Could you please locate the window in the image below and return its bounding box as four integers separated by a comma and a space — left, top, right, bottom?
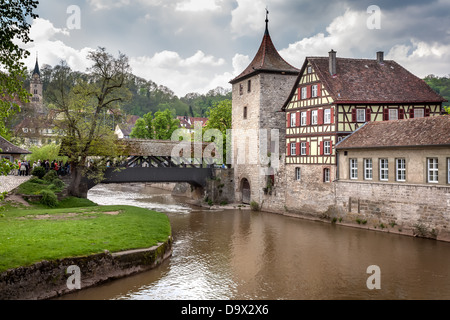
307, 66, 312, 74
295, 167, 301, 181
364, 159, 373, 180
324, 109, 331, 124
290, 143, 297, 156
380, 159, 389, 181
389, 109, 398, 120
301, 112, 307, 126
428, 158, 439, 183
300, 142, 307, 155
247, 80, 252, 93
414, 109, 424, 118
324, 141, 331, 155
350, 159, 358, 180
356, 109, 366, 122
311, 110, 318, 125
291, 113, 297, 127
324, 168, 330, 183
396, 158, 406, 182
301, 87, 307, 100
239, 83, 243, 95
243, 106, 248, 119
312, 85, 318, 98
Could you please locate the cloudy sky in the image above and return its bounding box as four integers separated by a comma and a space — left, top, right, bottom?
22, 0, 450, 97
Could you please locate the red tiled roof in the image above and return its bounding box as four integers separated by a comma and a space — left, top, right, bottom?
282, 56, 446, 110
336, 115, 450, 149
230, 26, 299, 84
311, 57, 445, 103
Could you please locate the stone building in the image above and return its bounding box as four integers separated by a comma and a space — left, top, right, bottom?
0, 135, 31, 163
230, 13, 299, 204
278, 50, 446, 215
29, 58, 44, 115
335, 115, 450, 240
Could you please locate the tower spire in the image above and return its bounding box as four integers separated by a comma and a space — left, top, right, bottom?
265, 7, 269, 35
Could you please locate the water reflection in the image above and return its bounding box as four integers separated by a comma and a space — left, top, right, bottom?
60, 183, 450, 300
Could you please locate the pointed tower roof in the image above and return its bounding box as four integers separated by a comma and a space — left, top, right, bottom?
230, 10, 299, 84
32, 57, 41, 77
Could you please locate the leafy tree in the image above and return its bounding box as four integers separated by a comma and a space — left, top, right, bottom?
0, 0, 39, 139
153, 109, 180, 140
131, 109, 180, 140
130, 112, 154, 139
204, 99, 232, 165
423, 75, 450, 112
48, 48, 132, 198
26, 143, 68, 164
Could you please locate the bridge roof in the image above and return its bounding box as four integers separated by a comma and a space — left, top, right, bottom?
121, 139, 215, 157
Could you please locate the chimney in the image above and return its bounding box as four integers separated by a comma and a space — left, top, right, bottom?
329, 50, 337, 75
377, 51, 384, 63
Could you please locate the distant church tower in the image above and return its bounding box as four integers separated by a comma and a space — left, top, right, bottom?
30, 57, 44, 114
230, 11, 299, 204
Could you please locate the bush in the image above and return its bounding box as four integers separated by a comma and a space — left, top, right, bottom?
51, 178, 65, 189
39, 190, 59, 208
43, 170, 58, 182
31, 166, 46, 179
250, 201, 260, 211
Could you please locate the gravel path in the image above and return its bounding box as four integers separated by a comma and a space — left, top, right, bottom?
0, 176, 32, 194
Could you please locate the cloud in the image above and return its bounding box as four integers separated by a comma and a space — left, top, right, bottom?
175, 0, 222, 12
387, 40, 450, 77
130, 50, 228, 96
231, 0, 267, 37
22, 18, 94, 73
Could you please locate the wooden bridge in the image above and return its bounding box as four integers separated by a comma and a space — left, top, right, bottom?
86, 139, 220, 189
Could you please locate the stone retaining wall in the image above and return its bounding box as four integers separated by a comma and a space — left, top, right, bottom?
0, 237, 172, 300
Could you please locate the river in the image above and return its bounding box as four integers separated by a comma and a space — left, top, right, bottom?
59, 183, 450, 300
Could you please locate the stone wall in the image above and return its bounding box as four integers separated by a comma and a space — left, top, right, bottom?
205, 168, 235, 204
335, 181, 450, 240
0, 237, 172, 300
231, 72, 297, 205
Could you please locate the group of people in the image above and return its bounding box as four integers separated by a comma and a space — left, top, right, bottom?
16, 159, 71, 177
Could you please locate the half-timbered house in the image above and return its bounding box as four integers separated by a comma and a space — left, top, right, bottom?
280, 50, 446, 215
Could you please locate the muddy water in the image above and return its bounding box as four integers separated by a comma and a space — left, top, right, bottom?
59, 183, 450, 300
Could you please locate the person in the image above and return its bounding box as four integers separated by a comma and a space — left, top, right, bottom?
20, 161, 26, 176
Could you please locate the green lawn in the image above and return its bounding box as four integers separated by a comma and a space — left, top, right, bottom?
0, 203, 171, 272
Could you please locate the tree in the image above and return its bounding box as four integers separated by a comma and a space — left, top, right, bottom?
49, 48, 132, 198
131, 109, 180, 140
0, 0, 39, 139
204, 99, 232, 166
130, 112, 154, 139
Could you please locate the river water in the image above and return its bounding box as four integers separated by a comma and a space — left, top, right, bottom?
60, 183, 450, 300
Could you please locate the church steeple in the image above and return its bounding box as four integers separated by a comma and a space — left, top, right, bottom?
230, 11, 298, 84
32, 56, 41, 78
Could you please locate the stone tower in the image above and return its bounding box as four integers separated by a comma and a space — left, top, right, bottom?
230, 12, 299, 204
30, 57, 44, 114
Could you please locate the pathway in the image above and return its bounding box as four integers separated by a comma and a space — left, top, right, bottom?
0, 176, 32, 194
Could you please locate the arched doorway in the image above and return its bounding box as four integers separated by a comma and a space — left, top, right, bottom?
241, 178, 251, 204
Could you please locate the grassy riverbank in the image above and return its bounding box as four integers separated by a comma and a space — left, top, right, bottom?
0, 197, 171, 273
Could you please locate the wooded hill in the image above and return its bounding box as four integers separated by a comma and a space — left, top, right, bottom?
26, 64, 231, 120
